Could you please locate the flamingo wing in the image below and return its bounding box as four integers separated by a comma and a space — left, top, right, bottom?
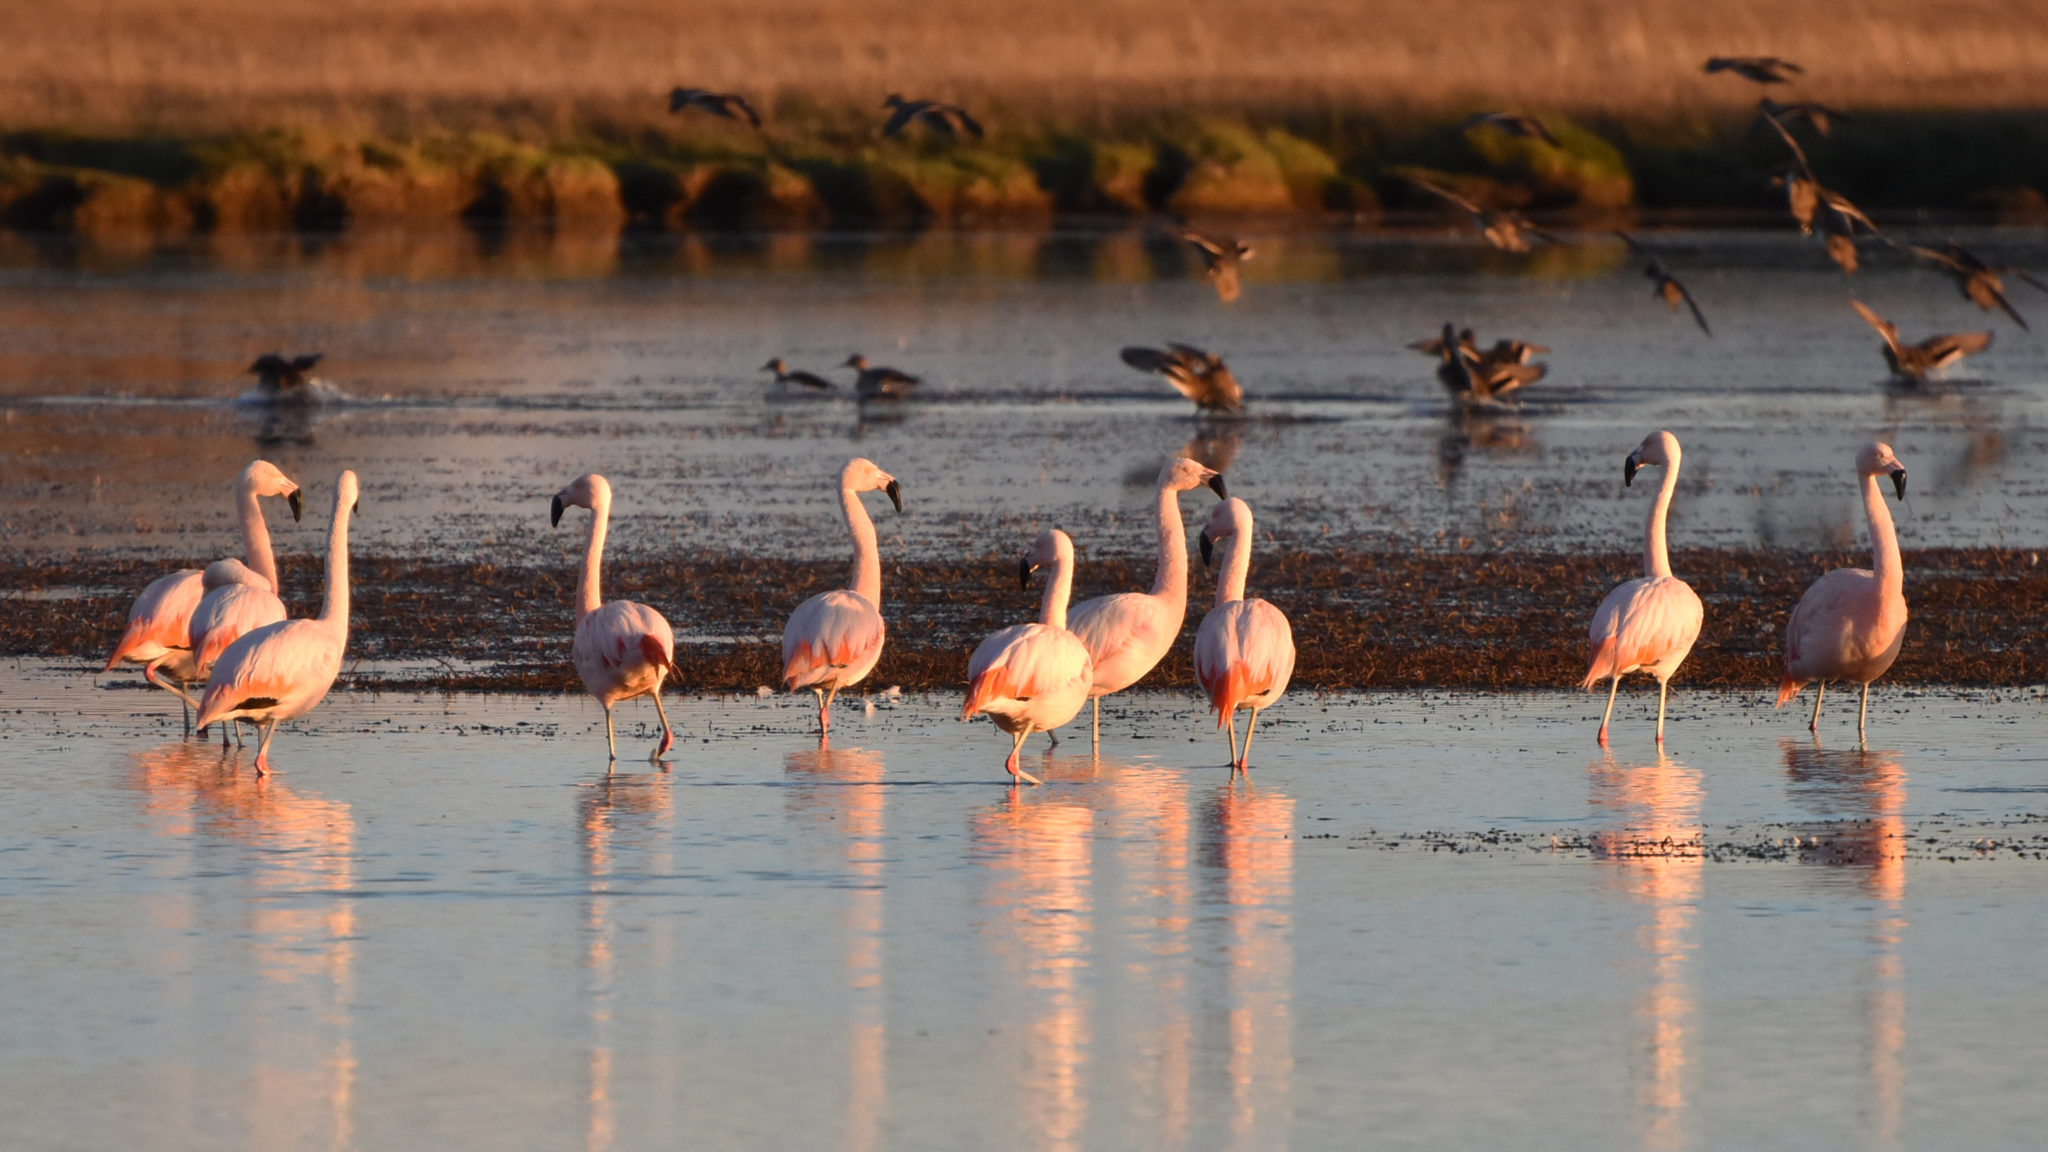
1582, 576, 1704, 689
190, 583, 288, 675
195, 619, 341, 727
1782, 567, 1891, 692
1066, 592, 1178, 695
575, 600, 679, 698
1194, 599, 1296, 725
962, 624, 1093, 719
105, 569, 205, 669
782, 590, 884, 690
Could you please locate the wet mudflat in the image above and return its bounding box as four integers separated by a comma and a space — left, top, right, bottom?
3, 660, 2046, 1149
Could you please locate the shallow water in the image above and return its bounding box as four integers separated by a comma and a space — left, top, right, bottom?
4, 227, 2047, 564
5, 660, 2047, 1149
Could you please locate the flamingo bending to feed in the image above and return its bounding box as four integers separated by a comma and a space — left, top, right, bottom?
1065, 457, 1226, 749
962, 529, 1095, 786
1581, 431, 1706, 745
782, 458, 903, 735
105, 459, 304, 732
552, 473, 683, 762
1192, 498, 1295, 773
194, 470, 357, 775
1777, 443, 1910, 739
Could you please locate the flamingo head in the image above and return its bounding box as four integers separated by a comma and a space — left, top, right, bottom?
242, 459, 304, 521
1858, 442, 1907, 499
841, 458, 902, 512
551, 473, 611, 526
334, 469, 359, 517
1624, 430, 1682, 488
1159, 456, 1226, 498
1198, 497, 1253, 567
1019, 528, 1073, 590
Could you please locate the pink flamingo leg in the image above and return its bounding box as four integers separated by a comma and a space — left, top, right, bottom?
1810, 681, 1826, 733
1239, 707, 1261, 772
1005, 728, 1043, 786
652, 691, 674, 760
1598, 675, 1620, 746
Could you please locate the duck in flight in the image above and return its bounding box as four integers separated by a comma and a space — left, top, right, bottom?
1119, 344, 1244, 413
1850, 300, 1992, 384
881, 95, 984, 140
1616, 233, 1712, 335
1460, 111, 1560, 148
1906, 242, 2046, 330
1704, 56, 1804, 84
1405, 176, 1554, 253
1174, 224, 1254, 303
668, 88, 762, 128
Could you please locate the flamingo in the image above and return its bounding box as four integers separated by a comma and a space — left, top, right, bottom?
104, 459, 303, 732
782, 458, 903, 736
551, 474, 683, 763
189, 463, 305, 744
1192, 498, 1295, 773
1582, 431, 1706, 746
194, 470, 357, 775
1065, 457, 1226, 749
962, 529, 1095, 786
1777, 443, 1910, 740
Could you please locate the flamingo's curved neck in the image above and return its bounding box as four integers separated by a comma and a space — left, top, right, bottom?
1643, 452, 1680, 579
318, 493, 351, 630
1147, 484, 1190, 611
577, 493, 610, 621
1216, 535, 1252, 605
843, 486, 882, 608
1862, 473, 1903, 594
237, 480, 278, 592
1040, 550, 1074, 631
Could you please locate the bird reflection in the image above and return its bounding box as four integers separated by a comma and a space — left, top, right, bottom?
1588, 751, 1702, 1151
972, 789, 1097, 1152
1781, 739, 1907, 1150
128, 742, 357, 1150
1436, 409, 1537, 487
1199, 781, 1294, 1149
1102, 762, 1194, 1145
784, 746, 889, 1152
578, 768, 675, 1152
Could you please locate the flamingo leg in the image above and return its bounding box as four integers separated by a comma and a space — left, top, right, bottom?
1598, 675, 1621, 746
604, 704, 617, 762
180, 696, 192, 737
1091, 697, 1101, 752
823, 686, 839, 734
253, 720, 279, 776
1858, 682, 1870, 743
1810, 681, 1826, 733
651, 690, 675, 761
1225, 709, 1241, 767
1005, 728, 1042, 786
1239, 707, 1261, 773
145, 662, 201, 710
1045, 728, 1059, 749
1655, 680, 1669, 744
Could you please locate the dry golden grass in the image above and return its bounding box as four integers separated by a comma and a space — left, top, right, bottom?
1, 0, 2043, 136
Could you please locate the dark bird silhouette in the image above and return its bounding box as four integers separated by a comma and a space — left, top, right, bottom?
1850, 301, 1992, 383
842, 355, 921, 399
1906, 242, 2046, 330
667, 87, 762, 128
247, 353, 324, 398
1405, 176, 1555, 253
1758, 97, 1848, 136
1460, 111, 1561, 147
1119, 344, 1244, 413
1704, 56, 1805, 84
1616, 233, 1712, 335
1410, 325, 1547, 406
1173, 224, 1255, 302
880, 94, 984, 140
761, 358, 835, 390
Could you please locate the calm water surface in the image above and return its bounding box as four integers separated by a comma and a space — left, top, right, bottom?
3, 662, 2046, 1149
4, 227, 2047, 563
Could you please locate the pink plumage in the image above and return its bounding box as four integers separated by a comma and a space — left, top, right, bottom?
780, 458, 902, 738
962, 529, 1094, 785
1191, 498, 1294, 772
1582, 431, 1704, 746
552, 473, 681, 762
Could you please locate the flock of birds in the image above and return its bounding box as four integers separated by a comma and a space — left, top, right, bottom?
105, 429, 1907, 779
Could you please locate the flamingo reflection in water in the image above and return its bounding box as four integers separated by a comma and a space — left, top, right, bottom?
1199, 782, 1295, 1146
577, 767, 676, 1152
1589, 751, 1703, 1150
1101, 763, 1195, 1146
128, 742, 357, 1149
1781, 739, 1908, 1150
784, 746, 889, 1152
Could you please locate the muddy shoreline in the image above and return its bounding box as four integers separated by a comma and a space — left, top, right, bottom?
9, 547, 2043, 694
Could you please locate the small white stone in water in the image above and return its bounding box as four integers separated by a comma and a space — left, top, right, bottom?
756, 685, 773, 698
884, 685, 903, 700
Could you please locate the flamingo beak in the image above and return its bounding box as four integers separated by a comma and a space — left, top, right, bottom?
885, 479, 903, 513
287, 489, 303, 522
1890, 467, 1907, 500
1018, 557, 1033, 590
1199, 530, 1214, 567
1624, 451, 1641, 488
1207, 473, 1228, 499
550, 495, 565, 527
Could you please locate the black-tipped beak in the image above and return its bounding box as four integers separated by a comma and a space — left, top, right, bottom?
287, 489, 303, 522
1018, 557, 1033, 590
352, 499, 359, 515
885, 479, 902, 513
1890, 468, 1907, 500
550, 495, 565, 527
1207, 473, 1227, 499
1199, 530, 1214, 567
1624, 452, 1641, 488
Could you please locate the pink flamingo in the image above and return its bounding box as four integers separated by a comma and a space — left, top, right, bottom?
963, 529, 1095, 786
1777, 442, 1910, 740
781, 458, 902, 736
105, 460, 303, 732
1065, 457, 1226, 749
1192, 498, 1295, 773
189, 464, 306, 745
194, 470, 356, 775
1582, 431, 1706, 746
551, 473, 683, 762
